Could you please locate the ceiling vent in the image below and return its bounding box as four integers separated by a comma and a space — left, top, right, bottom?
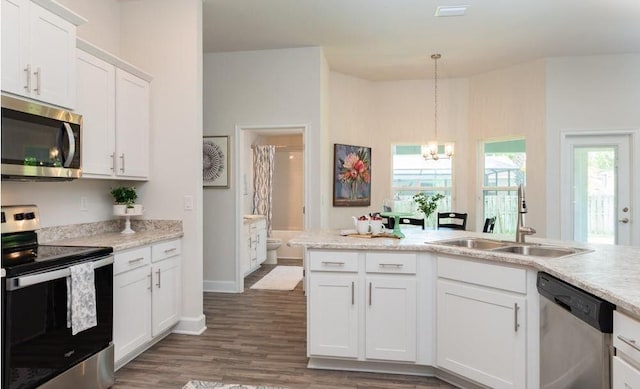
434, 6, 468, 17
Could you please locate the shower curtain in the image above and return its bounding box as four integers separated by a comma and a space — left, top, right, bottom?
252, 145, 276, 236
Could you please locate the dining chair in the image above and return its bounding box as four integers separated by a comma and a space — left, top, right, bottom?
437, 212, 468, 230
483, 217, 497, 233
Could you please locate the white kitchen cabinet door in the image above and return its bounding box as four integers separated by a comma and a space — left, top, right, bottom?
613, 355, 640, 389
365, 276, 417, 362
115, 68, 149, 179
151, 255, 182, 336
28, 2, 76, 108
309, 274, 359, 358
113, 265, 152, 363
1, 0, 29, 97
76, 49, 116, 177
2, 0, 76, 108
437, 279, 526, 389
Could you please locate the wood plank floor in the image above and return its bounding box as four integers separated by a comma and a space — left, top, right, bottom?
114, 260, 455, 389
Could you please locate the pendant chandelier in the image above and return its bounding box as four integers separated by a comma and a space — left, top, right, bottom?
422, 53, 454, 161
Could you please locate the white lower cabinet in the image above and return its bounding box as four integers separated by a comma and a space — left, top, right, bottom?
309, 274, 359, 358
113, 247, 152, 362
613, 311, 640, 388
436, 255, 528, 389
113, 239, 182, 367
307, 250, 418, 363
243, 218, 266, 276
365, 276, 417, 361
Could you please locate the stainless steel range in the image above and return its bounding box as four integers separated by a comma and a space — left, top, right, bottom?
1, 205, 115, 389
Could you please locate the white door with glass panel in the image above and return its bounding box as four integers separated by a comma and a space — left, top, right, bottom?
562, 134, 631, 245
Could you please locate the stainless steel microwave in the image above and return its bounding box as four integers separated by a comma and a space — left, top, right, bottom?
1, 95, 82, 180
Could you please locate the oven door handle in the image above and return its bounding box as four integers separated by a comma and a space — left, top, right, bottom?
6, 256, 114, 291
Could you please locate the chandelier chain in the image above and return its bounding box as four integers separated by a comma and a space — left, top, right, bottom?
433, 54, 439, 139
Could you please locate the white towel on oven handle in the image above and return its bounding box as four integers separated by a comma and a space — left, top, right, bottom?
66, 261, 97, 335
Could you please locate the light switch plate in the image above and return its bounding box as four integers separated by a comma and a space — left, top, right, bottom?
184, 195, 194, 211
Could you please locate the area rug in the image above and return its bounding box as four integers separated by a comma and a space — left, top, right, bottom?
250, 265, 303, 291
183, 381, 287, 389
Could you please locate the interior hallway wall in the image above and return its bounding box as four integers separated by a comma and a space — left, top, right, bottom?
203, 47, 326, 292
119, 0, 205, 333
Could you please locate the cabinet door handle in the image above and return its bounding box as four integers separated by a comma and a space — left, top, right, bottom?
110, 153, 116, 171
24, 65, 31, 91
514, 303, 520, 332
164, 248, 177, 254
33, 67, 41, 95
321, 261, 344, 266
618, 335, 640, 352
147, 273, 152, 291
119, 154, 125, 173
379, 263, 403, 268
128, 257, 145, 264
369, 282, 372, 306
351, 281, 354, 305
156, 269, 161, 288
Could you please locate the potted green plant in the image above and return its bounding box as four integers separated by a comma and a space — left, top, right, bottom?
111, 186, 142, 216
413, 192, 444, 221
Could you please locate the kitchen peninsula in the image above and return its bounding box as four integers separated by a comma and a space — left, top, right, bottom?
289, 229, 640, 389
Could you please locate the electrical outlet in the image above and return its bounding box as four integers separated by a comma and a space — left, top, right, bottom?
184, 195, 194, 211
80, 196, 88, 211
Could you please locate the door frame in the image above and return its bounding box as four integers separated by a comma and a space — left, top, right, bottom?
560, 129, 640, 245
234, 124, 309, 292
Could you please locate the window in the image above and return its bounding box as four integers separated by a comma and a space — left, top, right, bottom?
482, 139, 526, 234
391, 144, 452, 227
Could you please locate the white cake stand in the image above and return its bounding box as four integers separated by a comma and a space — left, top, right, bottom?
113, 205, 143, 234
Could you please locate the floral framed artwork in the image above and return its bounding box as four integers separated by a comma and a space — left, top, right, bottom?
203, 136, 229, 188
333, 143, 371, 206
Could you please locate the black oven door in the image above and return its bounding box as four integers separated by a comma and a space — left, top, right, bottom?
2, 258, 113, 389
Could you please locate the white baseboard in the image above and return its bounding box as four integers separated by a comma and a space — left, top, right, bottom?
203, 279, 238, 293
173, 314, 207, 335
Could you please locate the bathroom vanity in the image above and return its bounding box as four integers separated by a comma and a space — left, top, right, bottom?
243, 215, 267, 276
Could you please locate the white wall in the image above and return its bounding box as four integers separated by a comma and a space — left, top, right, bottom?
118, 0, 204, 333
468, 60, 547, 234
203, 48, 325, 290
545, 54, 640, 241
328, 72, 470, 229
57, 0, 122, 55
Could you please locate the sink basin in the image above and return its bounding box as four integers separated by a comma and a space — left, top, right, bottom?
431, 238, 512, 250
490, 245, 583, 258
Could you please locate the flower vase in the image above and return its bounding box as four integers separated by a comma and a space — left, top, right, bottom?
350, 181, 358, 200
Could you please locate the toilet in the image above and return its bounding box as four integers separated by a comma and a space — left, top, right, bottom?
265, 238, 282, 264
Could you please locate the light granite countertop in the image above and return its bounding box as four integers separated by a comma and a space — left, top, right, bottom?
289, 229, 640, 318
40, 219, 183, 252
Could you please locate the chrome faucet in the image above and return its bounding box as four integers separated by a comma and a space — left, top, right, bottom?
516, 184, 536, 243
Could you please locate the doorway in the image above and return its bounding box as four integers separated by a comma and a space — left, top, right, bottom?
561, 132, 635, 245
235, 124, 308, 292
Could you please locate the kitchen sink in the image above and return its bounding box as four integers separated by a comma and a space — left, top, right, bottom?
430, 237, 589, 259
490, 245, 585, 258
430, 238, 512, 250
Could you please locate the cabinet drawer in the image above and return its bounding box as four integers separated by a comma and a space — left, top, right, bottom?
614, 311, 640, 365
613, 355, 640, 388
309, 250, 358, 272
114, 246, 151, 275
437, 255, 526, 294
152, 239, 181, 263
366, 252, 416, 274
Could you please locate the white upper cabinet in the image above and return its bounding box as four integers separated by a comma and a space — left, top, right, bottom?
115, 69, 150, 179
1, 0, 84, 109
76, 41, 152, 180
76, 49, 116, 177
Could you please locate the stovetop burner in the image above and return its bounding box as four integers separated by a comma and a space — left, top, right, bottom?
2, 245, 113, 277
1, 205, 113, 277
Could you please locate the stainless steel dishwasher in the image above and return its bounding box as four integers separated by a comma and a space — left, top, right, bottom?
538, 272, 615, 389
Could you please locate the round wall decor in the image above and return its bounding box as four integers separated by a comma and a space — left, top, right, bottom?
203, 140, 225, 181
